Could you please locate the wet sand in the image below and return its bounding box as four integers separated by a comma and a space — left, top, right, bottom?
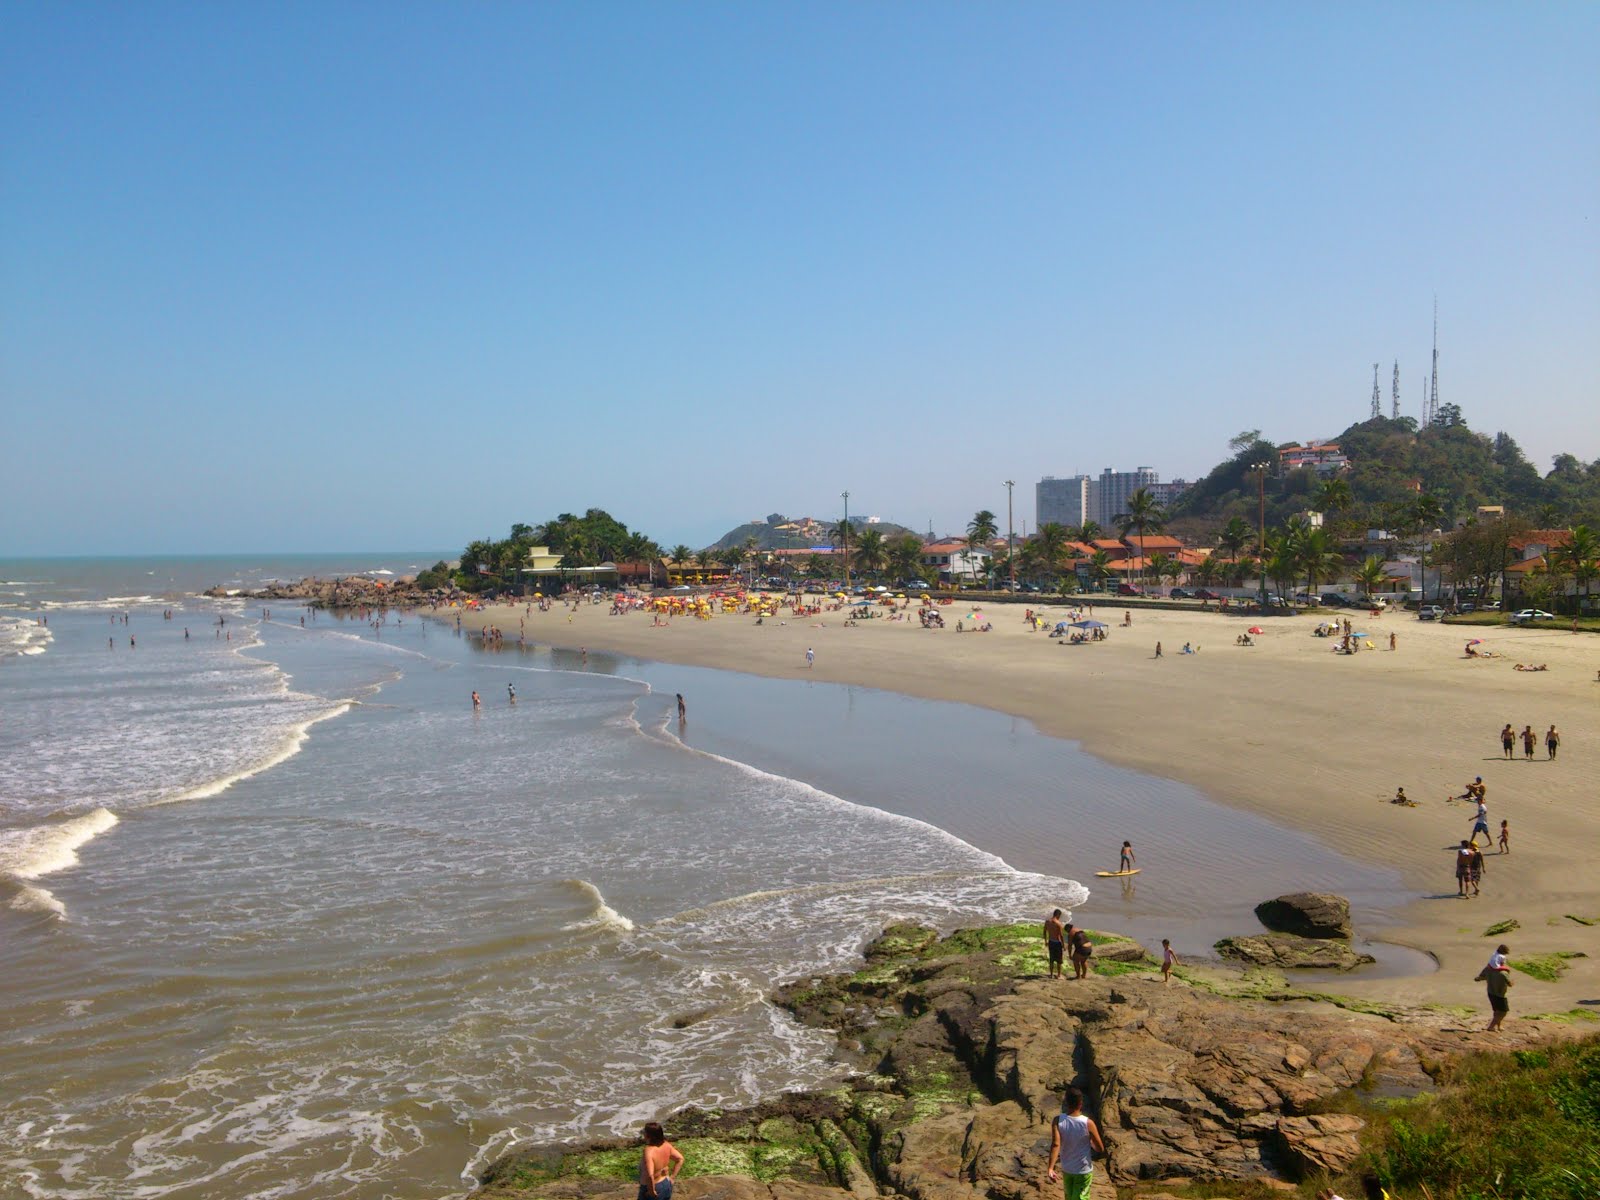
450, 594, 1600, 1014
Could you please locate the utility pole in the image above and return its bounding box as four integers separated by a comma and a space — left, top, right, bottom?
1004, 480, 1016, 593
841, 490, 851, 589
1253, 460, 1271, 609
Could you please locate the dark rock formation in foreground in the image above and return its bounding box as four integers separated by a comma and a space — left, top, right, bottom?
478, 921, 1558, 1200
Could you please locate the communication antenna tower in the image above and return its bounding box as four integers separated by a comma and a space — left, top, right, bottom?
1370, 363, 1382, 420
1391, 361, 1400, 419
1428, 298, 1439, 425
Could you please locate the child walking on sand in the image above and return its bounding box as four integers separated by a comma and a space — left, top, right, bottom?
1161, 939, 1180, 984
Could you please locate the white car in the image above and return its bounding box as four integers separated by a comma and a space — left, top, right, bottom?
1510, 609, 1557, 625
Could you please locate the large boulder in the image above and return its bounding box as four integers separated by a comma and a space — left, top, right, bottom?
1273, 1114, 1367, 1178
1254, 893, 1352, 940
1214, 934, 1374, 972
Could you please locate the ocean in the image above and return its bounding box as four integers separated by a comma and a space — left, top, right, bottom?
0, 556, 1407, 1200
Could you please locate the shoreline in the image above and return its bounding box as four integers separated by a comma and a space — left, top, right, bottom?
442, 593, 1599, 1012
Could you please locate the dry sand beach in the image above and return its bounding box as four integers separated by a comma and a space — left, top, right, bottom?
451, 593, 1598, 1015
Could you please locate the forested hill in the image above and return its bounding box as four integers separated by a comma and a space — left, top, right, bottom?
711, 515, 920, 551
1167, 415, 1600, 536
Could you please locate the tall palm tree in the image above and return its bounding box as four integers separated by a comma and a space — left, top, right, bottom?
887, 534, 925, 583
1218, 516, 1253, 565
852, 526, 887, 579
966, 510, 998, 587
1296, 526, 1344, 601
1114, 490, 1167, 583
1088, 549, 1113, 592
1552, 525, 1598, 616
1035, 523, 1070, 589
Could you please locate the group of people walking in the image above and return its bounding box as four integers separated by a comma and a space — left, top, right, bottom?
1498, 722, 1559, 760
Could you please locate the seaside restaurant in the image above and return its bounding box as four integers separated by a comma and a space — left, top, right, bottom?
516, 545, 624, 595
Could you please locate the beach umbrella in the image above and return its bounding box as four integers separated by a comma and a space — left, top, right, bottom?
1247, 625, 1263, 635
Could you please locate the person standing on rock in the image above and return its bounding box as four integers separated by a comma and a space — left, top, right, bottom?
637, 1122, 683, 1200
1044, 909, 1066, 979
1045, 1085, 1104, 1200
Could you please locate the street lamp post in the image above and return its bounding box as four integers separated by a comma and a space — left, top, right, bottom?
841, 490, 851, 590
1253, 461, 1271, 609
1005, 480, 1016, 593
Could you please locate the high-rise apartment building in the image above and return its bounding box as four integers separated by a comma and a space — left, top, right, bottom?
1036, 475, 1092, 530
1092, 467, 1159, 527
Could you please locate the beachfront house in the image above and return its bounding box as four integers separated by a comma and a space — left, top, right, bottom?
921, 539, 992, 585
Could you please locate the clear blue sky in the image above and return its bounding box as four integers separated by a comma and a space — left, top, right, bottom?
3, 4, 1596, 554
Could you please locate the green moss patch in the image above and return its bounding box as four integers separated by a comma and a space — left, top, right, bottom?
1513, 952, 1588, 982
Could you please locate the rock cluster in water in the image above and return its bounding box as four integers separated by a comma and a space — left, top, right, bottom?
478, 918, 1559, 1199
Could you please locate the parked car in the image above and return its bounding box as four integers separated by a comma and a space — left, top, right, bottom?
1510, 609, 1557, 625
1417, 604, 1445, 621
1116, 583, 1144, 596
1169, 588, 1190, 599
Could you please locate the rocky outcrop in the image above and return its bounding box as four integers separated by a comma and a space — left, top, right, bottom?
1214, 933, 1376, 971
1254, 893, 1353, 940
479, 921, 1562, 1199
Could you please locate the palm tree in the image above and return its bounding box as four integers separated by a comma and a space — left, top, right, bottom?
1147, 552, 1179, 590
1356, 556, 1387, 600
1296, 526, 1344, 601
852, 526, 887, 580
1218, 516, 1253, 566
1114, 489, 1167, 583
1552, 525, 1598, 616
887, 534, 925, 584
966, 510, 998, 587
1034, 523, 1070, 590
1088, 549, 1113, 592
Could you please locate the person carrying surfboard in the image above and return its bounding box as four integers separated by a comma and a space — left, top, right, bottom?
1119, 841, 1135, 873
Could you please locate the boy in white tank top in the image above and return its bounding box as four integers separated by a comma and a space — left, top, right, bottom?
1045, 1085, 1105, 1200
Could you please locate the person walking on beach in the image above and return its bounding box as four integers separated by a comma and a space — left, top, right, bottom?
805, 647, 814, 669
1500, 724, 1515, 759
1045, 1085, 1104, 1200
1161, 939, 1180, 985
1477, 944, 1514, 1032
1521, 724, 1536, 761
1119, 841, 1136, 873
1469, 798, 1491, 846
637, 1122, 683, 1200
1546, 724, 1560, 760
1044, 909, 1066, 979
